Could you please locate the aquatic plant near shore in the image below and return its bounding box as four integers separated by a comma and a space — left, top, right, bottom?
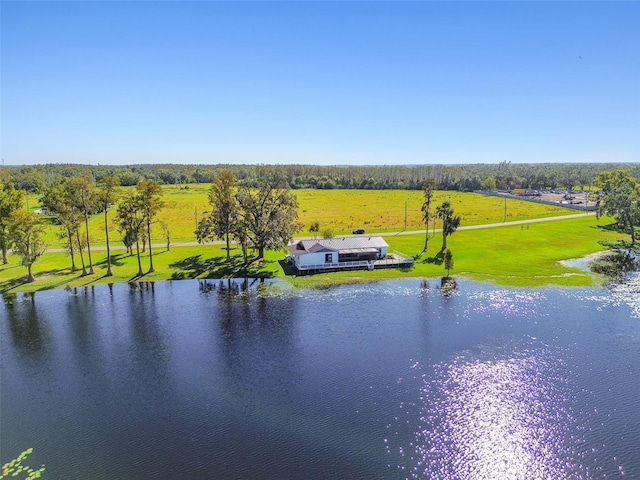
1, 448, 45, 479
589, 249, 639, 279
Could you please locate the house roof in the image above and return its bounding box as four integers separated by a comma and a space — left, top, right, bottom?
287, 236, 388, 256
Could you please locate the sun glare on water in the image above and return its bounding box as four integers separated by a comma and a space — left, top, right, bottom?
388, 344, 586, 480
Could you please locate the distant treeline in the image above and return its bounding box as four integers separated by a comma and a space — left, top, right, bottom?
3, 162, 639, 192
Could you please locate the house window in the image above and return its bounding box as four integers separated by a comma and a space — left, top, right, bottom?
325, 253, 332, 263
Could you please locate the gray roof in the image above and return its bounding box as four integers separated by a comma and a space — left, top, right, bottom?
288, 236, 388, 256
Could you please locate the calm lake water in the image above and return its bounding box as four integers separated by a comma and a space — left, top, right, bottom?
1, 276, 639, 479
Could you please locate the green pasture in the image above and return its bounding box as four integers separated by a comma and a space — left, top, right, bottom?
295, 189, 573, 234
30, 185, 575, 249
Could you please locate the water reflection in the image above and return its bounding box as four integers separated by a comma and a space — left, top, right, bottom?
389, 341, 584, 479
609, 272, 640, 318
569, 272, 640, 318
2, 278, 639, 479
3, 292, 50, 366
212, 278, 301, 405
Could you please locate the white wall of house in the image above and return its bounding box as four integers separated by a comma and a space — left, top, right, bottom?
296, 250, 337, 267
378, 246, 388, 257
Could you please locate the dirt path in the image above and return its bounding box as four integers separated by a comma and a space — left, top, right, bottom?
387, 211, 595, 237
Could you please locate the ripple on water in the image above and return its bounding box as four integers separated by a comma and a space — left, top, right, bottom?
386, 339, 587, 480
464, 289, 549, 319
564, 272, 640, 318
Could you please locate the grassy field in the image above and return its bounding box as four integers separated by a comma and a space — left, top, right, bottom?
296, 189, 574, 234
0, 195, 628, 292
28, 185, 576, 248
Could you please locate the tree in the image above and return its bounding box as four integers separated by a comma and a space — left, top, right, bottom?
444, 248, 454, 277
235, 171, 302, 259
322, 228, 334, 239
231, 216, 250, 263
309, 221, 320, 239
420, 177, 436, 252
136, 180, 164, 273
0, 180, 25, 264
96, 177, 121, 276
481, 176, 497, 191
196, 170, 238, 262
67, 175, 97, 274
435, 200, 461, 250
44, 184, 81, 272
7, 211, 47, 282
159, 220, 171, 251
594, 169, 640, 244
116, 196, 146, 277
41, 181, 87, 274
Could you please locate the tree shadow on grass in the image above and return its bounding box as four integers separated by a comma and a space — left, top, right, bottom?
398, 264, 415, 273
0, 276, 29, 293
278, 259, 298, 277
169, 254, 275, 280
93, 252, 130, 268
597, 239, 638, 250
592, 222, 638, 237
591, 223, 638, 250
418, 250, 445, 266
0, 267, 88, 293
592, 222, 624, 233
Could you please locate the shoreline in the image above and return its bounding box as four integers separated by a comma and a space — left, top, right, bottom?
0, 213, 628, 294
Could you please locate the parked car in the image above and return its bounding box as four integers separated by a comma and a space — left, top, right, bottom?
352, 228, 365, 234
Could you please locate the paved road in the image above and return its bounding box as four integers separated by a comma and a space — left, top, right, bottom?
47, 211, 595, 253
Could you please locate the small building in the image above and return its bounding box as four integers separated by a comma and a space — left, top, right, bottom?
286, 236, 411, 274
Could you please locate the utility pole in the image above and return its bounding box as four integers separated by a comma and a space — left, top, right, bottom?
503, 196, 507, 223
404, 200, 407, 231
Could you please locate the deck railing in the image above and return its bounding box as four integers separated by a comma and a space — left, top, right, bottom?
295, 260, 370, 271
291, 251, 414, 272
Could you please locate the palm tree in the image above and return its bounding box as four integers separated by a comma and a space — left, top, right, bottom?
435, 201, 461, 251
421, 177, 436, 253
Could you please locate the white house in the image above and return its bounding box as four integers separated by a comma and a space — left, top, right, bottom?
286, 236, 389, 272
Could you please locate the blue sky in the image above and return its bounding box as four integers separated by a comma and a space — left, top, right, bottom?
1, 1, 639, 166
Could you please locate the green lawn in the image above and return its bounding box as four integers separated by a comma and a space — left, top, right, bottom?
287, 215, 628, 289
1, 210, 628, 293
